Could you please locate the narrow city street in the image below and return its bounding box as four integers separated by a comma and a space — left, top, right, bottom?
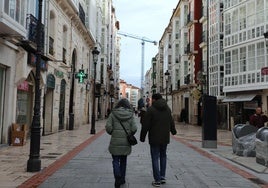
12, 117, 268, 188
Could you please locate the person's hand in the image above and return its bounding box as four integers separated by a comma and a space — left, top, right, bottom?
171, 130, 177, 135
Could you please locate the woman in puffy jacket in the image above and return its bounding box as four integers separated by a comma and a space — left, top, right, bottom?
105, 98, 137, 188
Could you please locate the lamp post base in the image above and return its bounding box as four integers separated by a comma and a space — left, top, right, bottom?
27, 158, 41, 172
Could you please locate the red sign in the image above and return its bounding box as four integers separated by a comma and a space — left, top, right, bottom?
261, 67, 268, 75
17, 81, 29, 91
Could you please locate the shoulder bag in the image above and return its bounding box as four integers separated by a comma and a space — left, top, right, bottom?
118, 120, 138, 146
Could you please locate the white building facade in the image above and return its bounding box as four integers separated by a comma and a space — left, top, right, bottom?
222, 0, 268, 128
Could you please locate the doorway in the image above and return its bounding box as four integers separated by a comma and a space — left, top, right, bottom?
59, 79, 66, 130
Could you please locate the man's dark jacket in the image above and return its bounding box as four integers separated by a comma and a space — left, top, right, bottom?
140, 98, 177, 145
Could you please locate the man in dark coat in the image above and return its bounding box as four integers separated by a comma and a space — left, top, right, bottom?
249, 107, 268, 128
140, 93, 177, 187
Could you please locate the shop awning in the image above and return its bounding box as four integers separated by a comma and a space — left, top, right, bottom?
222, 94, 256, 102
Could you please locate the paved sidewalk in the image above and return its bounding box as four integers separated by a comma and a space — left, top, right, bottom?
0, 120, 106, 188
0, 118, 268, 187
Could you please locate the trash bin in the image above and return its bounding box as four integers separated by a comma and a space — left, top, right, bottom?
232, 124, 258, 156
255, 127, 268, 166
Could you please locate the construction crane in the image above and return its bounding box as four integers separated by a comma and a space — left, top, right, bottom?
117, 31, 157, 93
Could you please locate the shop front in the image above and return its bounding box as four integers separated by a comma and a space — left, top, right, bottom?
223, 94, 261, 130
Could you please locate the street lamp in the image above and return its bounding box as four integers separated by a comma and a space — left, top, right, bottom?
27, 0, 43, 172
90, 47, 100, 134
164, 70, 170, 101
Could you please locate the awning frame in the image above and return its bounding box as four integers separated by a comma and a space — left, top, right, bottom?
222, 94, 256, 102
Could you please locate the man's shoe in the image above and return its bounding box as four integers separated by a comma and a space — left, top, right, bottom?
160, 178, 166, 184
152, 181, 161, 187
115, 177, 121, 188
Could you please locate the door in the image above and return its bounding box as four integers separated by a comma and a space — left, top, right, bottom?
44, 88, 53, 134
184, 97, 189, 123
59, 80, 66, 130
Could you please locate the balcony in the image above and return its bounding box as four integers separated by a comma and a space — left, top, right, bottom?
26, 14, 45, 53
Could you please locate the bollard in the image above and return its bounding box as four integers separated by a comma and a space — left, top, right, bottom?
256, 127, 268, 166
202, 95, 217, 148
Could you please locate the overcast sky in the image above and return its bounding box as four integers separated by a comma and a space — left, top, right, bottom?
113, 0, 178, 88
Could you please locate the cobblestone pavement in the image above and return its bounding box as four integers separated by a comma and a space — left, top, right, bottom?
0, 118, 267, 188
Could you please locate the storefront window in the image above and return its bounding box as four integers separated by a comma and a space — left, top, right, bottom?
16, 81, 33, 127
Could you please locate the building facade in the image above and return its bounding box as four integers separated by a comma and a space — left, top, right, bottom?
222, 0, 268, 128
0, 0, 118, 144
119, 79, 140, 109
164, 0, 202, 124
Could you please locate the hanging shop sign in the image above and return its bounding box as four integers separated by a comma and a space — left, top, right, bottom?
17, 81, 29, 91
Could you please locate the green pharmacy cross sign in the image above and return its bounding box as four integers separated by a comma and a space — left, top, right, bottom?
75, 69, 88, 83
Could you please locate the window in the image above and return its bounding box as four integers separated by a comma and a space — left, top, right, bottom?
225, 51, 231, 74
231, 10, 239, 33
256, 26, 264, 37
4, 0, 26, 26
232, 49, 239, 73
184, 61, 188, 75
243, 74, 246, 84
239, 47, 246, 72
256, 42, 265, 69
256, 0, 264, 25
257, 72, 261, 82
248, 44, 255, 70
239, 6, 246, 30
252, 73, 255, 83
225, 13, 231, 35
247, 2, 255, 27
